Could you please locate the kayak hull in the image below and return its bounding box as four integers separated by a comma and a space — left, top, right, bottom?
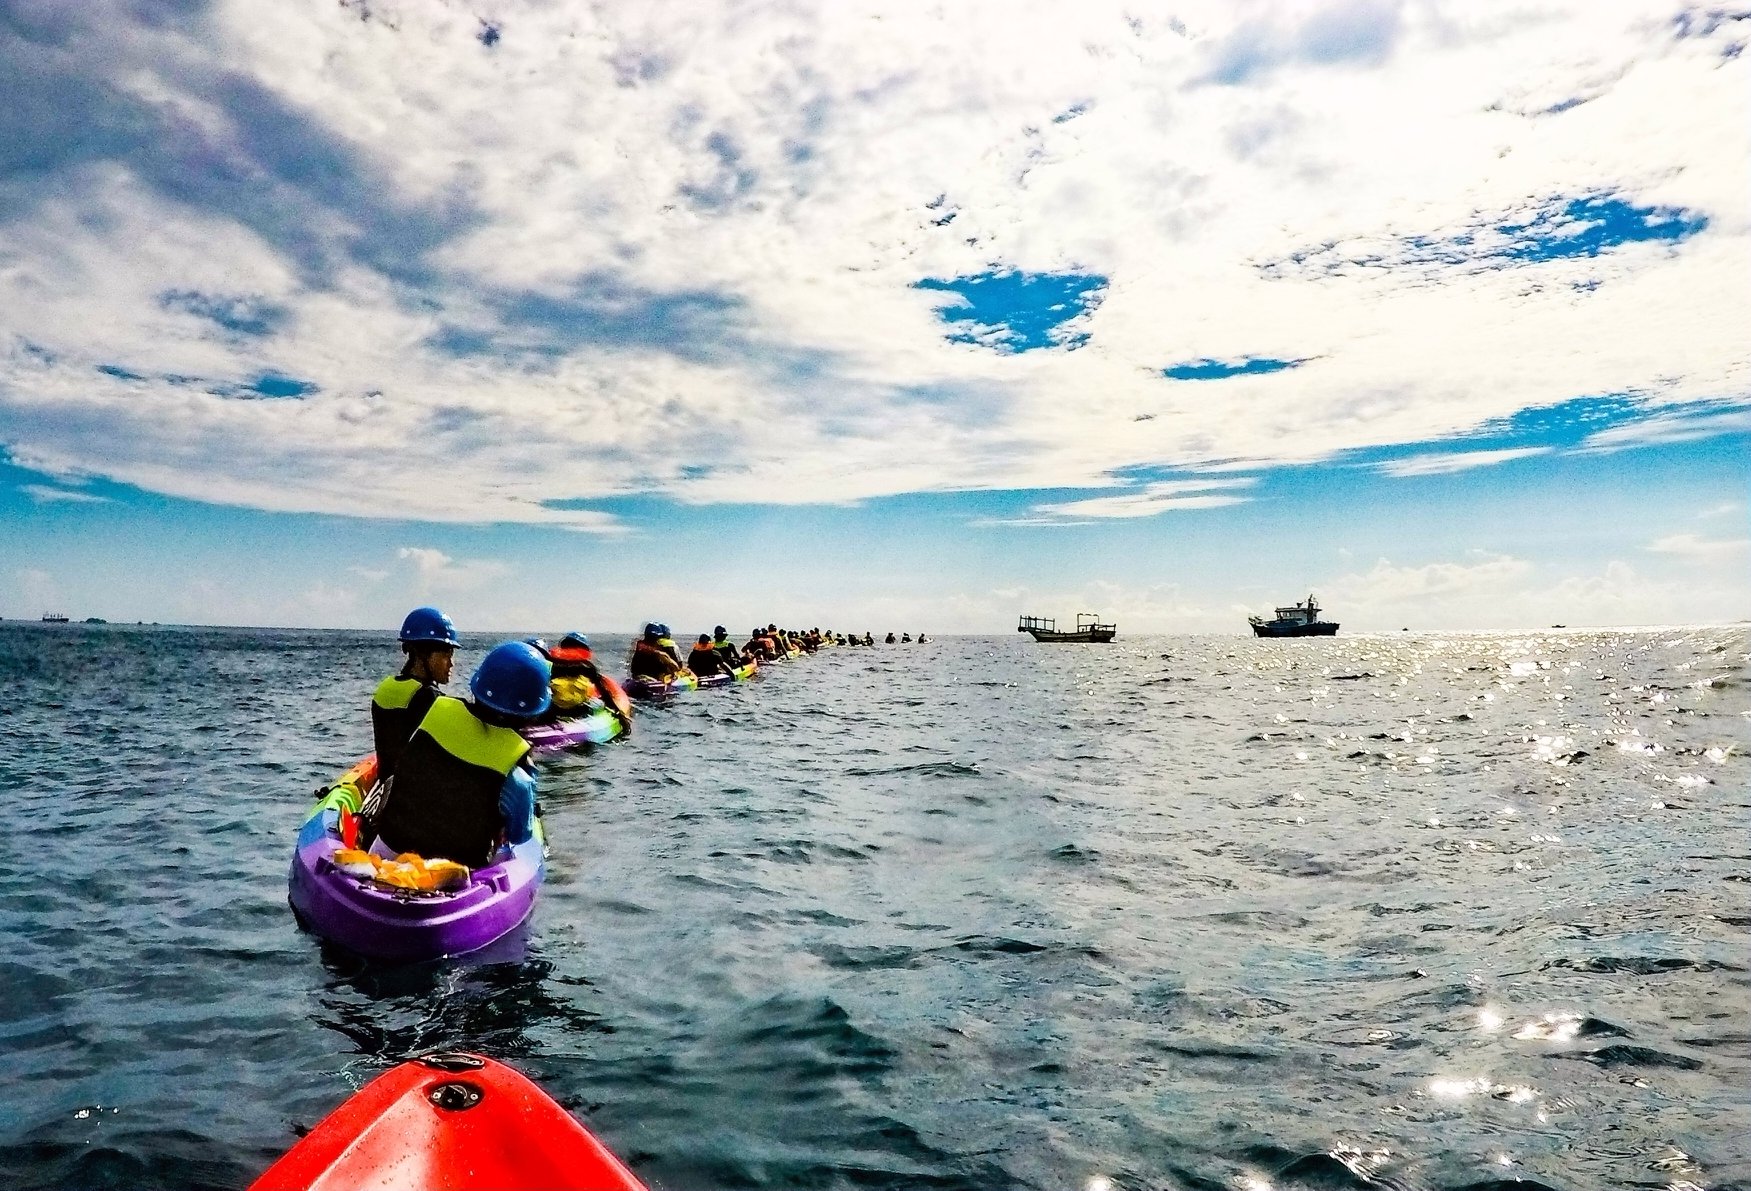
623, 671, 699, 700
697, 659, 759, 688
249, 1053, 647, 1191
288, 763, 545, 963
627, 660, 757, 698
521, 705, 626, 751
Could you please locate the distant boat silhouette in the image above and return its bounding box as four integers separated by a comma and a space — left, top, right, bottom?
1018, 613, 1116, 643
41, 612, 70, 623
1249, 594, 1338, 637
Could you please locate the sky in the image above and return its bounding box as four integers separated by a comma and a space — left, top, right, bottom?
1, 0, 1746, 634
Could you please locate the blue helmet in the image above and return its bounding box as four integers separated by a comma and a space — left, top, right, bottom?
399, 606, 458, 645
470, 641, 551, 718
559, 631, 589, 649
643, 622, 662, 639
656, 623, 672, 637
522, 637, 551, 658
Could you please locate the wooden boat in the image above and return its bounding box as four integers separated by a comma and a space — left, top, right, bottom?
1249, 594, 1339, 637
1017, 613, 1116, 643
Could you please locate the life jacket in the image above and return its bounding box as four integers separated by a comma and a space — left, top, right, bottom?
549, 673, 600, 712
714, 638, 739, 660
630, 639, 677, 678
546, 645, 594, 677
373, 696, 530, 868
657, 637, 683, 664
370, 675, 439, 783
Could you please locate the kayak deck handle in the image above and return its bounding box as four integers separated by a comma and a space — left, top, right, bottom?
416, 1051, 486, 1072
428, 1081, 484, 1111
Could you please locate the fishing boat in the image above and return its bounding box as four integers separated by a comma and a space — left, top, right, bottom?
41, 612, 70, 623
1249, 594, 1339, 637
1017, 613, 1116, 643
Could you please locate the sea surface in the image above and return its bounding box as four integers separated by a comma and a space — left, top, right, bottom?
0, 622, 1746, 1191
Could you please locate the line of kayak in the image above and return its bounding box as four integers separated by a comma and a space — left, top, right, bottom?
249, 1052, 647, 1190
288, 645, 817, 964
623, 655, 763, 700
269, 647, 835, 1185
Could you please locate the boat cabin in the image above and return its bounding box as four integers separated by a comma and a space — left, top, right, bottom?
1271, 595, 1323, 626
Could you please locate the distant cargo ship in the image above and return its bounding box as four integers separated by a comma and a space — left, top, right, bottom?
41, 612, 70, 623
1018, 612, 1117, 643
1249, 594, 1339, 637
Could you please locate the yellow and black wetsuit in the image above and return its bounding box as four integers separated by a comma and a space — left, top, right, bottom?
370, 674, 440, 783
374, 697, 530, 868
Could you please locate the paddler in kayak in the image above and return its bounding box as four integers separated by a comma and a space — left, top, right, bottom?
369, 641, 548, 869
744, 626, 776, 661
711, 625, 746, 666
543, 632, 631, 734
630, 624, 690, 682
687, 633, 739, 679
371, 606, 458, 786
655, 623, 685, 666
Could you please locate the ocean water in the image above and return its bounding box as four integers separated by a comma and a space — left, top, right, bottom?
0, 622, 1746, 1191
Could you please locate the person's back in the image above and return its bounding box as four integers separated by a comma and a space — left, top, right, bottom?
688, 635, 731, 677
712, 626, 741, 664
547, 649, 599, 715
372, 642, 549, 868
371, 606, 458, 785
631, 625, 684, 679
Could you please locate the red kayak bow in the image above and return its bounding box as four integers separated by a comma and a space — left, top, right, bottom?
250, 1053, 647, 1191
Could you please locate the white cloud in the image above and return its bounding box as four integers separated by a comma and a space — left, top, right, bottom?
20, 484, 111, 503
1375, 446, 1552, 476
1581, 405, 1751, 452
1032, 477, 1256, 520
397, 546, 509, 592
1326, 552, 1535, 603
0, 0, 1744, 526
1646, 532, 1749, 561
1321, 551, 1748, 630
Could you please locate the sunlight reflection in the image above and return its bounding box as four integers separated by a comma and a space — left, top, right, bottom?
1430, 1075, 1493, 1098
1426, 1075, 1540, 1103
1332, 1147, 1392, 1180
1478, 1006, 1506, 1032
1086, 1176, 1115, 1191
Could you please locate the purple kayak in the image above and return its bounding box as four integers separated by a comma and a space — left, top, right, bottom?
625, 659, 758, 700
288, 756, 545, 963
623, 671, 700, 700
521, 705, 627, 752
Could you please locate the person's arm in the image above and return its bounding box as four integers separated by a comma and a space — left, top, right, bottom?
498, 762, 537, 846
584, 662, 631, 728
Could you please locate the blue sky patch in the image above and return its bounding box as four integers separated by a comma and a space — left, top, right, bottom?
1262, 193, 1708, 278
915, 270, 1107, 352
1163, 357, 1304, 381
159, 289, 289, 337
242, 373, 317, 399
1492, 195, 1706, 262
